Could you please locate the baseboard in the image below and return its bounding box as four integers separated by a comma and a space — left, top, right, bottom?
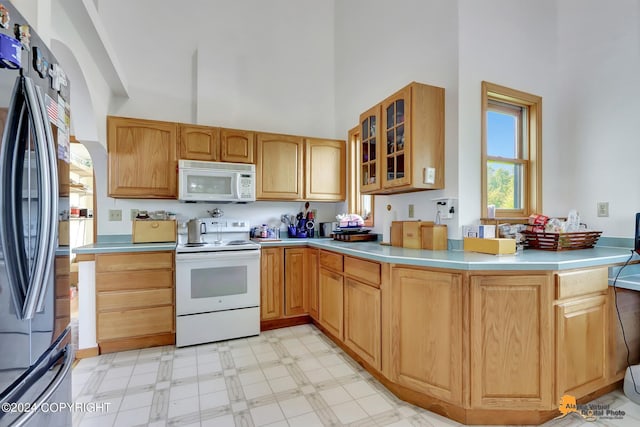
98, 333, 175, 354
261, 315, 311, 331
75, 347, 99, 359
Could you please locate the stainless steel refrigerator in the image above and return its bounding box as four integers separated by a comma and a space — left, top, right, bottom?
0, 2, 73, 426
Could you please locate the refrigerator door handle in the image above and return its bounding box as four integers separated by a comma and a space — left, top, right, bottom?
33, 83, 58, 314
0, 76, 29, 315
21, 77, 55, 320
8, 346, 73, 427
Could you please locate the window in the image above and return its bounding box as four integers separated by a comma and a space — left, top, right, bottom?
348, 126, 374, 226
481, 82, 542, 219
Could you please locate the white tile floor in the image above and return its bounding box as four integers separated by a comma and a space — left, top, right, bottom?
72, 324, 640, 427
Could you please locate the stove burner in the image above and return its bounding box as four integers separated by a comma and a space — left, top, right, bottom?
183, 242, 205, 247
227, 240, 250, 245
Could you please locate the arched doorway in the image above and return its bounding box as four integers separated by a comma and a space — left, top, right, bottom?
50, 39, 100, 355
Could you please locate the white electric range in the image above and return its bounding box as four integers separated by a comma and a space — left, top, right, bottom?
175, 218, 260, 347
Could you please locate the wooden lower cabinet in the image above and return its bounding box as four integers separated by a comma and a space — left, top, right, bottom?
390, 267, 462, 404
319, 267, 344, 340
261, 247, 316, 325
55, 255, 70, 338
307, 249, 319, 320
285, 248, 306, 316
556, 294, 608, 399
260, 247, 284, 320
344, 278, 381, 370
470, 274, 553, 410
95, 251, 175, 353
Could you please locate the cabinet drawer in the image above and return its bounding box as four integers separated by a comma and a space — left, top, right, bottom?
319, 250, 343, 272
56, 297, 70, 318
98, 288, 173, 312
55, 256, 70, 277
344, 256, 380, 287
556, 267, 608, 300
97, 270, 174, 292
98, 306, 174, 341
55, 275, 69, 298
96, 252, 174, 272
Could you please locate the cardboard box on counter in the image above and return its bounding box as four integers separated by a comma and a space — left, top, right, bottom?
463, 237, 515, 255
462, 224, 496, 238
132, 219, 177, 243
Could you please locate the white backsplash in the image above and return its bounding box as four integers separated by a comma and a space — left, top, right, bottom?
98, 199, 344, 237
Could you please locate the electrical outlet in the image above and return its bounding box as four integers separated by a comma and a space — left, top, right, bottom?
108, 209, 122, 221
597, 202, 609, 217
435, 199, 454, 220
408, 204, 414, 218
130, 209, 139, 220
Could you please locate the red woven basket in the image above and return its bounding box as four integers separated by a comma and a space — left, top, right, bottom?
522, 230, 602, 251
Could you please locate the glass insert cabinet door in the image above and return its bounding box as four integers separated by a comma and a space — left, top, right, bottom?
359, 104, 381, 192
382, 87, 411, 187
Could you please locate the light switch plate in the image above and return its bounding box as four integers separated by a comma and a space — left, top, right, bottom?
424, 167, 436, 184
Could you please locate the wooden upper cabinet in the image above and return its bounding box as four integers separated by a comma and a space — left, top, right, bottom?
359, 105, 381, 193
220, 128, 254, 164
305, 138, 346, 201
362, 82, 444, 194
107, 116, 178, 198
179, 124, 219, 161
256, 133, 303, 200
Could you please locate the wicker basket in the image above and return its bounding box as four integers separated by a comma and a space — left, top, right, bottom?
522, 230, 602, 251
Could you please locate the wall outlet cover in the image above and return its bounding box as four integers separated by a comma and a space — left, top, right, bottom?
597, 202, 609, 217
109, 209, 122, 221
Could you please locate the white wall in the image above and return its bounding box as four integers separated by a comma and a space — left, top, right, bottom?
98, 0, 336, 137
334, 0, 460, 235
43, 0, 640, 239
457, 0, 560, 231
86, 0, 340, 235
556, 0, 640, 237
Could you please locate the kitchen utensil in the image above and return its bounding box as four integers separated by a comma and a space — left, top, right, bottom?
281, 214, 290, 226
319, 222, 333, 237
208, 208, 224, 218
187, 218, 206, 244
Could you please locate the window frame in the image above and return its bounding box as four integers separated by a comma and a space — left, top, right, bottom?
481, 81, 542, 219
348, 125, 374, 227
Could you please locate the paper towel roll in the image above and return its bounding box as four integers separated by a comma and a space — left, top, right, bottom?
382, 206, 397, 244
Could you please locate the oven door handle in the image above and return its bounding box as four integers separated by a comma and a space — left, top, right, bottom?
176, 250, 260, 262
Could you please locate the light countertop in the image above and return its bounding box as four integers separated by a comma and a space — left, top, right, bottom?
73, 235, 637, 272
260, 238, 636, 271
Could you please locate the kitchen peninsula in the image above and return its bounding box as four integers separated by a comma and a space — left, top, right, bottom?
74, 239, 639, 424
257, 240, 639, 425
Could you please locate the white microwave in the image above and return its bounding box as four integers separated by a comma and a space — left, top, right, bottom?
178, 160, 256, 203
